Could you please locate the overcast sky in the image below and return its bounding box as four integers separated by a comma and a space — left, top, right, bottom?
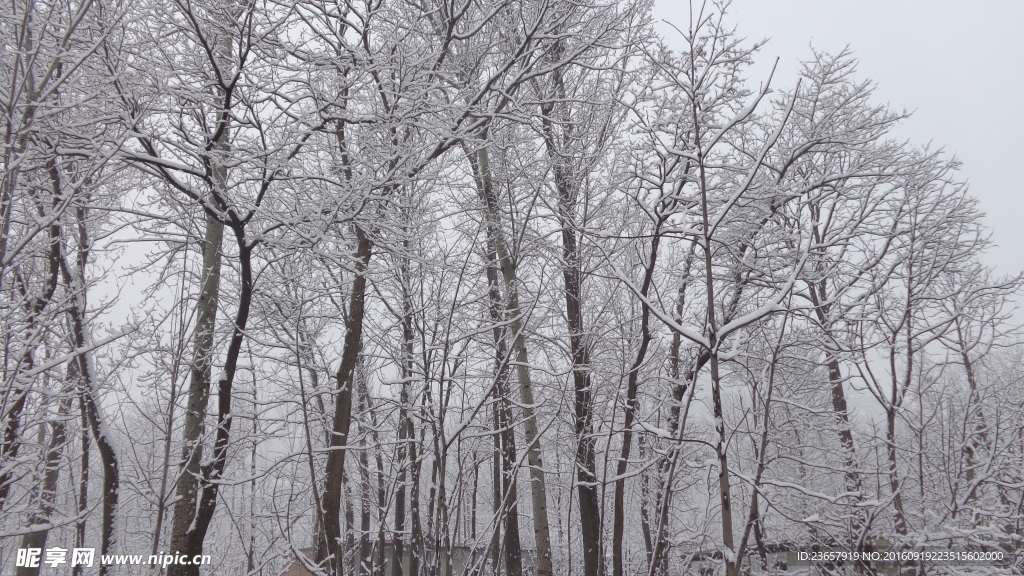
652, 0, 1024, 275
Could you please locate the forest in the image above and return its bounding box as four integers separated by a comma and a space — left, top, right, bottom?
1, 0, 1022, 575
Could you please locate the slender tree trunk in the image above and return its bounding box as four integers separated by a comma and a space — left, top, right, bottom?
828, 358, 863, 490
168, 209, 222, 561
393, 232, 417, 576
173, 225, 254, 575
470, 451, 479, 550
613, 230, 664, 576
0, 380, 30, 509
482, 240, 516, 574
394, 414, 409, 576
0, 171, 60, 510
650, 252, 699, 576
638, 434, 654, 562
885, 298, 912, 541
355, 363, 389, 576
74, 394, 89, 576
409, 424, 423, 576
62, 199, 119, 573
73, 356, 120, 576
694, 128, 737, 575
497, 379, 524, 576
167, 9, 240, 566
490, 410, 503, 576
469, 144, 538, 576
650, 356, 701, 576
346, 477, 356, 569
247, 383, 258, 575
359, 420, 372, 576
486, 254, 523, 576
15, 393, 72, 576
426, 459, 438, 569
538, 63, 607, 574
372, 408, 388, 576
886, 404, 909, 537
152, 246, 191, 559
496, 226, 553, 576
709, 348, 737, 576
434, 448, 452, 576
736, 319, 788, 576
553, 168, 604, 576
955, 321, 995, 519
320, 226, 373, 575
961, 344, 982, 487
809, 288, 864, 492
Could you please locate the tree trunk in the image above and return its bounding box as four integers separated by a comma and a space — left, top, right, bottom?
485, 243, 523, 576
470, 144, 543, 576
497, 379, 524, 576
637, 434, 654, 562
167, 9, 240, 567
553, 167, 604, 576
613, 230, 664, 576
473, 144, 536, 576
393, 231, 417, 576
171, 225, 253, 575
319, 225, 373, 575
886, 404, 909, 537
168, 210, 222, 563
74, 398, 89, 576
482, 247, 515, 572
955, 321, 996, 519
808, 284, 865, 512
539, 62, 607, 575
152, 249, 192, 560
710, 348, 738, 576
410, 425, 423, 576
15, 393, 71, 576
359, 419, 372, 576
63, 200, 119, 574
695, 128, 737, 575
648, 251, 700, 575
0, 171, 61, 510
649, 355, 702, 576
490, 414, 503, 575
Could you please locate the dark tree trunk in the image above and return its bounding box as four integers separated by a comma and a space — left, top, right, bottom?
476, 150, 525, 576
15, 394, 71, 576
0, 173, 60, 510
74, 399, 89, 576
393, 232, 417, 576
807, 283, 865, 523
496, 379, 524, 576
886, 405, 909, 537
359, 428, 372, 576
63, 200, 119, 574
409, 425, 423, 576
490, 415, 503, 575
613, 231, 664, 576
539, 62, 605, 576
168, 211, 222, 569
558, 200, 604, 576
319, 226, 373, 576
169, 225, 254, 576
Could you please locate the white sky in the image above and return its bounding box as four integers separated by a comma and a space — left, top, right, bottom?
652, 0, 1024, 275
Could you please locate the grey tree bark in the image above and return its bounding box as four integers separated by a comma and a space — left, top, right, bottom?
469, 142, 554, 576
